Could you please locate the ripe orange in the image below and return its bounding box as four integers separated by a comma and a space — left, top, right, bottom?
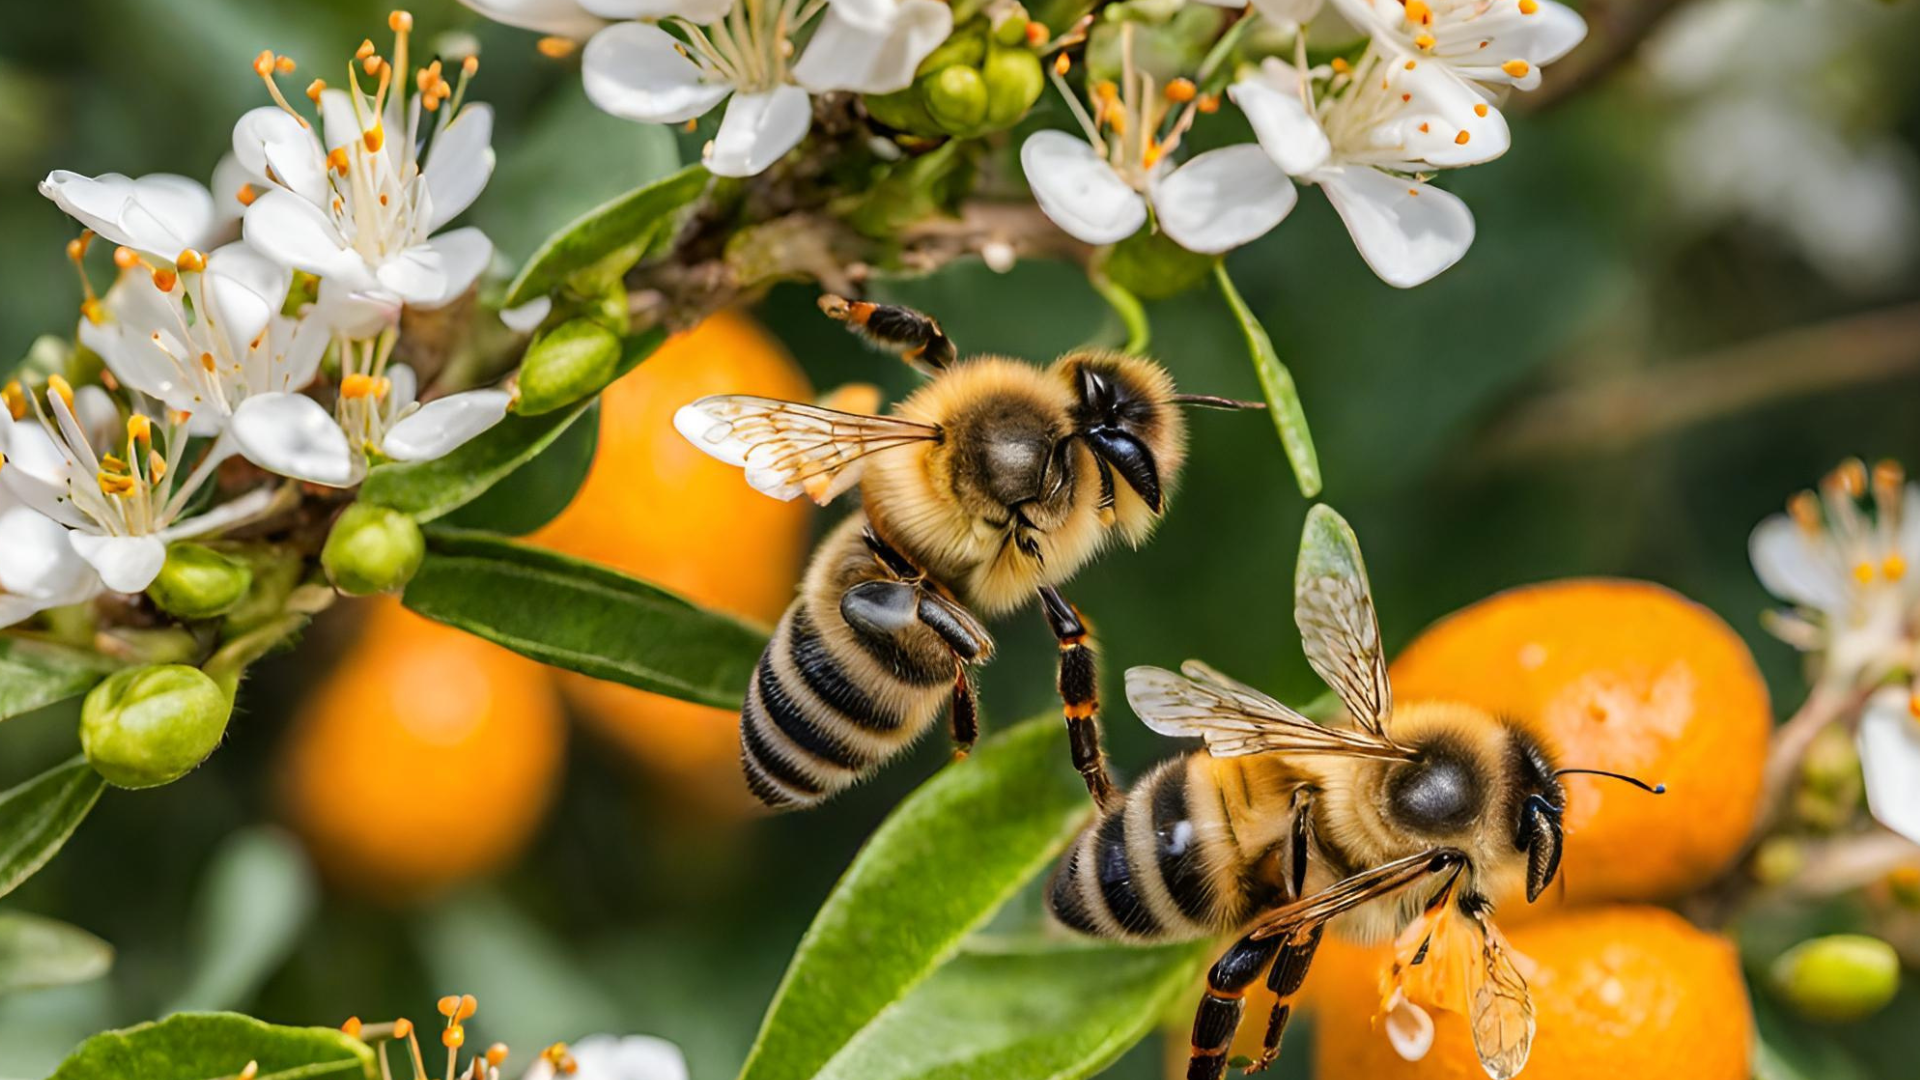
1388, 579, 1770, 907
531, 312, 813, 810
279, 598, 566, 899
1306, 905, 1753, 1080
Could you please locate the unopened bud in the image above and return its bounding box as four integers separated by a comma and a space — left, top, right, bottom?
322, 503, 425, 596
991, 3, 1033, 46
512, 318, 623, 416
1802, 723, 1862, 794
1751, 836, 1806, 886
982, 45, 1045, 128
80, 664, 232, 789
1771, 935, 1901, 1023
924, 65, 989, 133
147, 542, 254, 620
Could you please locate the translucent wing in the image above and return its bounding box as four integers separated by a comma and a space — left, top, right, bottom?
1466, 913, 1536, 1080
1125, 663, 1413, 761
1249, 849, 1464, 942
674, 396, 939, 505
1295, 504, 1393, 738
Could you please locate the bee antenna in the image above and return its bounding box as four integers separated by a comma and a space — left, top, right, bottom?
1555, 767, 1666, 795
1170, 393, 1266, 411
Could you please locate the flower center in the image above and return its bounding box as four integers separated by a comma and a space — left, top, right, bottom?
1050, 26, 1217, 191
675, 0, 826, 94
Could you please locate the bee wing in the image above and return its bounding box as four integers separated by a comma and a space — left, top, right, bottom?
1466, 913, 1536, 1080
1249, 849, 1465, 942
674, 396, 939, 505
1295, 505, 1394, 739
1126, 664, 1412, 761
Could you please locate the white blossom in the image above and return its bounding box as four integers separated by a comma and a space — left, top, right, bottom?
1327, 0, 1587, 95
521, 1035, 688, 1080
0, 485, 100, 629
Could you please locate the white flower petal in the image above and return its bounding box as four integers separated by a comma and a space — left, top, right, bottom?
0, 501, 92, 601
822, 0, 898, 31
568, 1035, 690, 1080
582, 22, 733, 124
1384, 992, 1435, 1062
1248, 0, 1323, 23
39, 171, 217, 257
1369, 58, 1511, 168
0, 415, 85, 527
501, 295, 553, 333
156, 484, 280, 544
582, 0, 732, 20
1232, 67, 1332, 176
230, 393, 360, 487
1317, 165, 1475, 287
1019, 130, 1149, 246
794, 2, 953, 94
424, 104, 496, 232
460, 0, 608, 37
1150, 145, 1297, 254
231, 107, 330, 206
374, 228, 494, 310
1749, 513, 1850, 612
704, 86, 814, 178
70, 533, 168, 594
382, 390, 512, 462
1858, 689, 1920, 846
242, 189, 375, 287
314, 277, 403, 338
204, 242, 293, 358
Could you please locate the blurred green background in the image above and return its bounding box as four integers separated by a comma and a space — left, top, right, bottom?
3, 0, 1919, 1076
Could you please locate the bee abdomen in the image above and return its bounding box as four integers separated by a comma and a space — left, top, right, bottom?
1047, 758, 1220, 942
740, 602, 945, 810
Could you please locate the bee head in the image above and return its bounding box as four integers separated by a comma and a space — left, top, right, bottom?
1509, 727, 1665, 903
1056, 354, 1192, 543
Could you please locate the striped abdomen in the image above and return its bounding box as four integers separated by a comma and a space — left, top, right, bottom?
740, 596, 953, 810
1047, 756, 1261, 942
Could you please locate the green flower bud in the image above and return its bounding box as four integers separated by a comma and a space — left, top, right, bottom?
513, 317, 624, 416
983, 45, 1045, 129
919, 26, 988, 73
925, 65, 989, 134
864, 88, 945, 138
322, 504, 426, 597
218, 544, 305, 636
80, 664, 231, 789
146, 543, 253, 620
1750, 836, 1806, 886
1802, 723, 1862, 794
991, 3, 1033, 46
1771, 935, 1901, 1023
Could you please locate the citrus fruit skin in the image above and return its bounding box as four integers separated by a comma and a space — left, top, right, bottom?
1307, 905, 1754, 1080
532, 312, 812, 801
1388, 579, 1771, 907
279, 599, 565, 899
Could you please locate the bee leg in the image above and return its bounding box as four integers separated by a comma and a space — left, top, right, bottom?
818, 294, 958, 376
842, 581, 993, 662
1188, 932, 1285, 1080
1037, 585, 1118, 811
950, 665, 979, 759
1246, 924, 1324, 1073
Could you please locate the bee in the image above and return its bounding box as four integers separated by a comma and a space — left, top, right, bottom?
1045, 505, 1663, 1080
674, 295, 1263, 812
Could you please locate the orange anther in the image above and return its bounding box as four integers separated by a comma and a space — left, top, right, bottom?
1093, 79, 1118, 102
1501, 59, 1530, 77
1196, 93, 1219, 113
151, 266, 179, 292
98, 471, 136, 497
1453, 130, 1471, 144
1474, 103, 1489, 116
443, 1025, 465, 1050
80, 298, 106, 325
147, 450, 167, 482
127, 414, 152, 443
1165, 77, 1197, 103
341, 1017, 364, 1038
176, 248, 207, 273
113, 246, 139, 270
1024, 20, 1047, 45
1404, 59, 1418, 70
239, 1063, 259, 1080
1404, 0, 1433, 22
253, 50, 277, 77
537, 36, 576, 58
47, 374, 74, 409
462, 55, 479, 75
236, 183, 258, 207
2, 382, 25, 421
1330, 56, 1350, 74
364, 125, 385, 152
65, 237, 87, 262
389, 9, 414, 32
1884, 555, 1907, 581
1519, 0, 1539, 11
363, 54, 385, 76
1413, 32, 1436, 49
328, 146, 351, 173
457, 994, 478, 1021
1853, 561, 1875, 585
393, 1018, 414, 1039
307, 78, 327, 103
275, 55, 296, 73
1053, 53, 1070, 76
356, 39, 377, 60
485, 1044, 510, 1067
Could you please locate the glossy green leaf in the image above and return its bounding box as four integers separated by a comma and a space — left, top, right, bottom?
165, 828, 316, 1013
442, 403, 601, 536
737, 716, 1093, 1080
358, 401, 595, 523
0, 638, 117, 723
815, 942, 1207, 1080
0, 912, 113, 995
0, 759, 106, 901
48, 1012, 374, 1080
403, 530, 766, 708
1215, 262, 1321, 497
503, 165, 710, 308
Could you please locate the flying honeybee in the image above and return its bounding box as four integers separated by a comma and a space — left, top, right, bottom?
674, 296, 1262, 812
1046, 505, 1662, 1080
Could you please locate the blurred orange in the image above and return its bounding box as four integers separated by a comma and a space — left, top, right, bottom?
1389, 579, 1770, 907
532, 312, 813, 808
279, 599, 566, 899
1307, 905, 1753, 1080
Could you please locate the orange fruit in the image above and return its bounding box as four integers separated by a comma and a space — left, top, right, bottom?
1388, 579, 1770, 907
279, 598, 566, 899
531, 312, 813, 808
1307, 905, 1753, 1080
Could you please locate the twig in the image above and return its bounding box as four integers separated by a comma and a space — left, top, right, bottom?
1473, 302, 1920, 464
1779, 830, 1920, 900
1756, 682, 1873, 838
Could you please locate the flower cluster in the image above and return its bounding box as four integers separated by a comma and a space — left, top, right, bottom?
1, 12, 509, 625
1751, 458, 1920, 846
1023, 0, 1586, 285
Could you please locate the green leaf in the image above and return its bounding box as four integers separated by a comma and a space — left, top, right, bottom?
442, 403, 601, 536
48, 1012, 374, 1080
815, 942, 1206, 1080
737, 716, 1093, 1080
0, 759, 105, 901
0, 912, 112, 995
0, 638, 118, 723
504, 165, 711, 308
403, 530, 766, 708
358, 401, 595, 523
1215, 262, 1321, 498
165, 828, 316, 1014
